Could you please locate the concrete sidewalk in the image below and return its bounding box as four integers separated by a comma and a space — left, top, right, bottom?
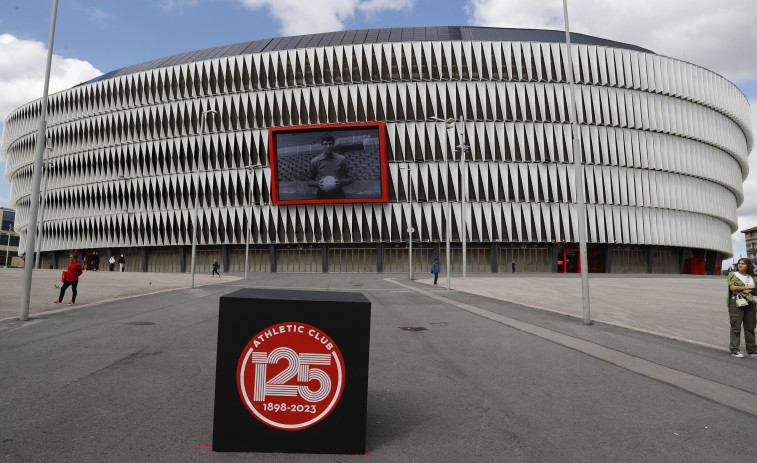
0, 268, 734, 353
415, 273, 731, 351
0, 268, 240, 322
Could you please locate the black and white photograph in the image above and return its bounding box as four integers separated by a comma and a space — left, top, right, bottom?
270, 124, 388, 204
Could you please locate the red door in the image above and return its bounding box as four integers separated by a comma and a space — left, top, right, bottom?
563, 249, 580, 273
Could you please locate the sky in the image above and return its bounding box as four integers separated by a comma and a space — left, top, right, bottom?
0, 0, 755, 264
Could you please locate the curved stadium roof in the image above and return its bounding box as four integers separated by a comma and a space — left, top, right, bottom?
84, 26, 654, 85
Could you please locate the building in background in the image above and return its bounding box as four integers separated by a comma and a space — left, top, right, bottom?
0, 207, 21, 267
1, 27, 752, 274
742, 226, 757, 262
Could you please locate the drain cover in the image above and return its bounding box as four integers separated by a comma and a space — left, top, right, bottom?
124, 322, 155, 326
399, 326, 427, 332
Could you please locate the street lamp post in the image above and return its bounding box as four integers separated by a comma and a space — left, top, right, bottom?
432, 116, 469, 286
399, 164, 415, 280
563, 0, 591, 324
35, 138, 53, 269
445, 179, 451, 289
190, 109, 219, 289
244, 163, 263, 280
434, 119, 454, 290
20, 0, 59, 321
459, 118, 468, 279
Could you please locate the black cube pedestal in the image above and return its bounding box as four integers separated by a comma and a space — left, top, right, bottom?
212, 288, 370, 454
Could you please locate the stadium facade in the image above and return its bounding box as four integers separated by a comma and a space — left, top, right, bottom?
1, 26, 752, 274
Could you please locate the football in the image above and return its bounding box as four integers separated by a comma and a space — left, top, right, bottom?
319, 176, 339, 192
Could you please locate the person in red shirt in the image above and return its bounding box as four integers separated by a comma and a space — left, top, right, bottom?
53, 253, 83, 305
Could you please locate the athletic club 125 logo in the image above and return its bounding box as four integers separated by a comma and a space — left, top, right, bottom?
236, 322, 346, 431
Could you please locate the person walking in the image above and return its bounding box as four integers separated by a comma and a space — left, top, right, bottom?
109, 255, 116, 271
430, 258, 440, 286
212, 259, 221, 277
512, 260, 516, 273
727, 258, 757, 358
53, 253, 83, 305
118, 254, 126, 272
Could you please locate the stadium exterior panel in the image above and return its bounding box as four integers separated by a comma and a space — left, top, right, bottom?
1, 27, 752, 274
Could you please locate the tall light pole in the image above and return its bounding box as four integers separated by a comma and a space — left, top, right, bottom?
399, 164, 415, 280
563, 0, 591, 324
35, 138, 53, 269
459, 116, 468, 279
244, 163, 263, 280
431, 118, 455, 290
20, 0, 58, 321
190, 109, 219, 289
432, 116, 469, 284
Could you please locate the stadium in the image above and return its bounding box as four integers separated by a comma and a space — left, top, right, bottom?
1, 26, 752, 274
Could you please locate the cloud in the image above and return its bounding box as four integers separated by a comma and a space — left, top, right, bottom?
82, 6, 113, 22
0, 145, 8, 208
237, 0, 413, 36
0, 34, 102, 123
465, 0, 757, 85
0, 147, 6, 207
357, 0, 412, 17
0, 34, 102, 210
158, 0, 200, 10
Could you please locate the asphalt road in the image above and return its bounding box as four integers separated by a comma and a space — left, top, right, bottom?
1, 273, 756, 462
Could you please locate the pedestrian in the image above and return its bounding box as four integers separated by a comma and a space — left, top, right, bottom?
727, 258, 757, 358
92, 251, 100, 271
212, 259, 221, 277
118, 254, 126, 272
109, 255, 116, 271
53, 253, 83, 305
430, 258, 440, 286
512, 260, 516, 273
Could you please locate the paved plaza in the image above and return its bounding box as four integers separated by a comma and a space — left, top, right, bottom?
0, 268, 231, 322
1, 268, 756, 462
0, 268, 733, 351
415, 272, 731, 351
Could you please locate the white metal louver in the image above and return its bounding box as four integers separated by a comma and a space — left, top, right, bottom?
1, 33, 749, 262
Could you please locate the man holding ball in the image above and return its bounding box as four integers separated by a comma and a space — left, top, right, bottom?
307, 134, 353, 199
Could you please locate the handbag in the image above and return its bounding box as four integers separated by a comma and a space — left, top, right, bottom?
735, 293, 749, 307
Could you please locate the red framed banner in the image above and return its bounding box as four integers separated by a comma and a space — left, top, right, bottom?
269, 122, 390, 205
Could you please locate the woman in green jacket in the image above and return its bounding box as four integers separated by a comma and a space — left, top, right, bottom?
727, 258, 757, 358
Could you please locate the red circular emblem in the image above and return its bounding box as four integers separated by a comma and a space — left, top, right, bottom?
236, 322, 346, 431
